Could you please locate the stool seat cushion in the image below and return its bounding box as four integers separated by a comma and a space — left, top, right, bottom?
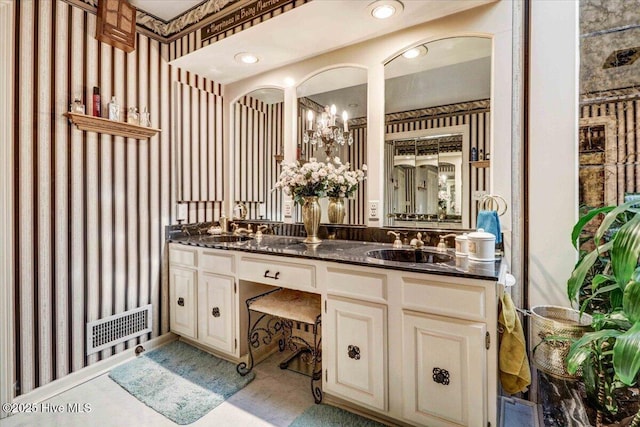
249, 289, 321, 325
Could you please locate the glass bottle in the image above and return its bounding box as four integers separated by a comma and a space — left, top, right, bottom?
127, 107, 139, 125
139, 107, 151, 127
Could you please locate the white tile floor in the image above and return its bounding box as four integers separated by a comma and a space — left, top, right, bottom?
0, 351, 316, 427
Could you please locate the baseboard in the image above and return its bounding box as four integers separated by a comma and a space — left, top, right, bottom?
10, 333, 177, 407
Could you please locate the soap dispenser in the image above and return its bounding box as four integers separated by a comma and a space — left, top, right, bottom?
219, 210, 229, 232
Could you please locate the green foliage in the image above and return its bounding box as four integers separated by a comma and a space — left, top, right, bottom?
565, 201, 640, 420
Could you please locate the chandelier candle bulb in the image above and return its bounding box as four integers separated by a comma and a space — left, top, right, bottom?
330, 104, 336, 125
342, 111, 348, 131
307, 110, 313, 130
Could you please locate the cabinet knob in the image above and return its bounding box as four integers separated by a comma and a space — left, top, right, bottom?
212, 307, 220, 317
177, 297, 185, 307
347, 345, 360, 360
432, 367, 450, 385
263, 270, 280, 280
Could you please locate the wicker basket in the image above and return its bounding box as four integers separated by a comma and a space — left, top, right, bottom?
530, 305, 592, 380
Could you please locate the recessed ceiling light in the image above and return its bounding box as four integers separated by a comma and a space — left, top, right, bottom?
368, 0, 403, 20
234, 52, 259, 64
402, 45, 428, 59
348, 103, 359, 108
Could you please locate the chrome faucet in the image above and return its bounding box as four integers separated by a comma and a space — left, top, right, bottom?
410, 232, 424, 248
387, 231, 403, 248
255, 224, 269, 238
232, 223, 253, 236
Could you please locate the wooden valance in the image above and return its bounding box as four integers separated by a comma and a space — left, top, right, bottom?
96, 0, 136, 53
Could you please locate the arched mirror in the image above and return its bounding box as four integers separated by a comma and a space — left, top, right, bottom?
296, 66, 368, 224
233, 87, 284, 221
384, 36, 492, 229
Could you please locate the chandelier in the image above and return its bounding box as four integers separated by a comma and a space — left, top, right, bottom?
303, 104, 353, 157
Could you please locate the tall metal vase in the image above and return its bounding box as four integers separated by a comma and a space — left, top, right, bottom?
302, 196, 322, 245
302, 196, 322, 244
327, 197, 346, 224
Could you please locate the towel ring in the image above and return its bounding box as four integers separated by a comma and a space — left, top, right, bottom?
480, 194, 507, 216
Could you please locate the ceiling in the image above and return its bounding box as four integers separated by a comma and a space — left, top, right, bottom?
129, 0, 205, 22
167, 0, 496, 84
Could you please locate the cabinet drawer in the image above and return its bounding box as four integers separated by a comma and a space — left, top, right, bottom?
238, 255, 315, 290
326, 266, 387, 302
200, 250, 235, 275
169, 244, 197, 267
401, 276, 487, 321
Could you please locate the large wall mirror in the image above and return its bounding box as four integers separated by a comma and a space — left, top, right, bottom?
233, 87, 284, 221
384, 36, 492, 229
297, 66, 368, 224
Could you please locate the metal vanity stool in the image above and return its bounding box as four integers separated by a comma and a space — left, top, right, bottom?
236, 287, 323, 403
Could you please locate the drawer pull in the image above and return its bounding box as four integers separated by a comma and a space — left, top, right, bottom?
212, 307, 220, 317
263, 270, 280, 280
432, 367, 450, 385
347, 345, 360, 360
177, 297, 185, 307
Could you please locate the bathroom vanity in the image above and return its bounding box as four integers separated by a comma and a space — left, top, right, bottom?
167, 233, 504, 427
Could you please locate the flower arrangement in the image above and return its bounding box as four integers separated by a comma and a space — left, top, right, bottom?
438, 190, 450, 209
325, 157, 367, 198
272, 158, 330, 205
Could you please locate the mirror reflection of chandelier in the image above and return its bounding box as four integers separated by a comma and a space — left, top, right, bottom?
303, 104, 353, 157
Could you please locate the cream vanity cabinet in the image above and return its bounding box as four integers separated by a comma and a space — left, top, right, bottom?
168, 245, 198, 338
322, 265, 389, 411
168, 242, 499, 427
197, 249, 237, 354
168, 243, 237, 355
397, 272, 497, 427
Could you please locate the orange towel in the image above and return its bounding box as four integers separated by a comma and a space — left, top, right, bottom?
498, 293, 531, 394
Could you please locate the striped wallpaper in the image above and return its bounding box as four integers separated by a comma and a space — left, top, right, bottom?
385, 104, 491, 227
580, 93, 640, 206
167, 0, 310, 62
173, 78, 225, 223
10, 0, 223, 397
233, 95, 284, 221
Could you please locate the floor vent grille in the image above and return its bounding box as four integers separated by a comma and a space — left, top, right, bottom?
86, 304, 152, 355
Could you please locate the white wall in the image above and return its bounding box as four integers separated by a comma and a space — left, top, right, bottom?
528, 0, 579, 307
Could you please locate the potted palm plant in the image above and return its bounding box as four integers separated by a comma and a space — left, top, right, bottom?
566, 201, 640, 426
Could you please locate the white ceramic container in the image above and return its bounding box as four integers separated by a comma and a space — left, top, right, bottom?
467, 228, 496, 262
455, 233, 469, 256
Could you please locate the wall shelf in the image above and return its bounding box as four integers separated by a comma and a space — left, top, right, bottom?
471, 160, 490, 168
64, 112, 161, 139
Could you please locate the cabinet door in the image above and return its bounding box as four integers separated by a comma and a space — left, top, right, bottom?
402, 312, 486, 427
325, 296, 386, 410
198, 272, 235, 354
169, 266, 197, 338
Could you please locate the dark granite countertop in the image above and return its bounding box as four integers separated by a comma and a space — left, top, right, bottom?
167, 233, 501, 281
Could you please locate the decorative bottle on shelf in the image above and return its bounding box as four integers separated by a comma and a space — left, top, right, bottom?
108, 96, 120, 121
70, 97, 85, 114
479, 149, 484, 160
471, 147, 478, 162
127, 107, 139, 125
92, 87, 101, 117
486, 152, 491, 160
140, 107, 151, 127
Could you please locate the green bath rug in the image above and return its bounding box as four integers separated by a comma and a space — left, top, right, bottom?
109, 340, 254, 425
289, 404, 388, 426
